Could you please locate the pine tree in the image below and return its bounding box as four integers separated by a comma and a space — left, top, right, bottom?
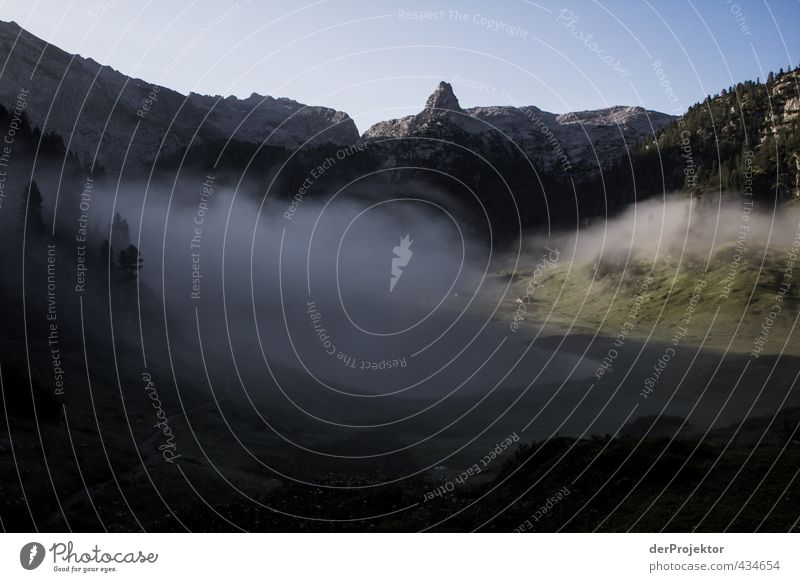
111, 212, 130, 251
21, 181, 46, 236
118, 245, 143, 285
99, 239, 112, 267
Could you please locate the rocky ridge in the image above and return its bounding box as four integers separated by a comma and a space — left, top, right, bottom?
363, 81, 676, 173
0, 20, 359, 172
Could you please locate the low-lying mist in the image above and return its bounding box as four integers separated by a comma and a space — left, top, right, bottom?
518, 193, 799, 269
4, 162, 798, 441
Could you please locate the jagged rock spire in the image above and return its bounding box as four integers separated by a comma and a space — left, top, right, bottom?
424, 81, 462, 112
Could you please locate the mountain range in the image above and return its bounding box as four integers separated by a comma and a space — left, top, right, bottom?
1, 18, 798, 235
0, 19, 672, 175
363, 80, 674, 174
0, 20, 358, 172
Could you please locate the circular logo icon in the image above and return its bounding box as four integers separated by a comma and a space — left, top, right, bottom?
19, 542, 45, 570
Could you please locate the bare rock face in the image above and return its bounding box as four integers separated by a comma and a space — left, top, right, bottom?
0, 20, 675, 178
186, 92, 359, 149
0, 20, 359, 173
364, 82, 675, 173
424, 81, 462, 112
793, 153, 800, 198
363, 81, 482, 142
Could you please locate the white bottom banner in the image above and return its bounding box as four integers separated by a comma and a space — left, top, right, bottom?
1, 533, 797, 580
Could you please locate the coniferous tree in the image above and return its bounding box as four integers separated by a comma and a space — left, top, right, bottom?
111, 212, 131, 251
20, 181, 46, 236
118, 245, 143, 285
99, 239, 112, 268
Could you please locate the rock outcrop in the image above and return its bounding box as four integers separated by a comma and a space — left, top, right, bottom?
364, 81, 675, 174
0, 20, 360, 173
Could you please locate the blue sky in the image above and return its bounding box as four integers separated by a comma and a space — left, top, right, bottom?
2, 0, 798, 132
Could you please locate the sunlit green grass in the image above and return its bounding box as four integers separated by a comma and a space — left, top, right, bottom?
501, 238, 800, 355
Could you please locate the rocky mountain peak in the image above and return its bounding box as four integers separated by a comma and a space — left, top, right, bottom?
363, 78, 676, 173
0, 20, 360, 172
424, 81, 462, 113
